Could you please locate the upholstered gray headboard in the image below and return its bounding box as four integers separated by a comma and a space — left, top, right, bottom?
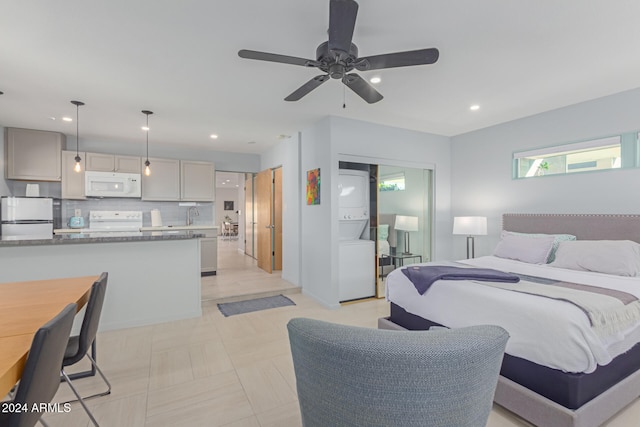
502, 213, 640, 243
379, 213, 398, 248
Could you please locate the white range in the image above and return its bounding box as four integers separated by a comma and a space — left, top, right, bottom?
56, 210, 143, 236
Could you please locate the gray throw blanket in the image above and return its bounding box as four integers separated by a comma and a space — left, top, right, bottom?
402, 265, 520, 295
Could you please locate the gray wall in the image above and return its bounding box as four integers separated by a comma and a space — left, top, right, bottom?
450, 87, 640, 260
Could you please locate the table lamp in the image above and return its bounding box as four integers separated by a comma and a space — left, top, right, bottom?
395, 215, 419, 255
453, 216, 487, 259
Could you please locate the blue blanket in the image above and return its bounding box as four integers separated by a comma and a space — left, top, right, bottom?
402, 265, 520, 295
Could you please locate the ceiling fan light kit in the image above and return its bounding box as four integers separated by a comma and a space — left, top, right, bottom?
238, 0, 438, 104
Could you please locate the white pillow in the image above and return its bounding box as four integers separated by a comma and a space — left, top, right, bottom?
550, 240, 640, 277
502, 231, 576, 263
493, 231, 555, 264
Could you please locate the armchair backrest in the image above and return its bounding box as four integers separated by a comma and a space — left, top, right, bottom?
287, 318, 509, 427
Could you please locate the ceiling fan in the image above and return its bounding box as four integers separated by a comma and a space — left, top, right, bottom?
238, 0, 439, 104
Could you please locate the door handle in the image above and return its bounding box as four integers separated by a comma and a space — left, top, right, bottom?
265, 224, 275, 229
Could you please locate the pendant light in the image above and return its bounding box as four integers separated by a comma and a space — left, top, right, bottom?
142, 110, 153, 176
71, 100, 85, 173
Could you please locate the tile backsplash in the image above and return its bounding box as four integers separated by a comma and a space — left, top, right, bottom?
62, 198, 214, 228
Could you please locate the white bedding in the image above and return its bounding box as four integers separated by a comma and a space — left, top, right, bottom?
385, 256, 640, 373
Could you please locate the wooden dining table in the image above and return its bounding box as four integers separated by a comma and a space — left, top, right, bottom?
0, 275, 98, 397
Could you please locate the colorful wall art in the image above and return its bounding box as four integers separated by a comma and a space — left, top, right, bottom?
306, 168, 320, 205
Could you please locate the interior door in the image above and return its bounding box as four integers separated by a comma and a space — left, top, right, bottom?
244, 174, 255, 258
255, 168, 273, 273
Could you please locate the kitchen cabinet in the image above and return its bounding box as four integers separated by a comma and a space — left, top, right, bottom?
142, 157, 215, 201
5, 127, 64, 181
86, 152, 141, 173
200, 229, 218, 275
61, 150, 86, 200
141, 157, 181, 201
181, 160, 215, 201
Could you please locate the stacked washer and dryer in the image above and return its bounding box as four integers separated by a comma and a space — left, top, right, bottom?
338, 169, 375, 301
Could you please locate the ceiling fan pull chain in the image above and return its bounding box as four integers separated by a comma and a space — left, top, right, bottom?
343, 84, 346, 109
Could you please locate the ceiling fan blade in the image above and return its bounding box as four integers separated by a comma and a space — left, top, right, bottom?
355, 48, 439, 71
328, 0, 358, 53
238, 49, 318, 67
342, 73, 383, 104
285, 75, 330, 101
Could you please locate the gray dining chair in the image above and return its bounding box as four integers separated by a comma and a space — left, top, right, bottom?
60, 272, 109, 427
287, 318, 509, 427
0, 303, 77, 427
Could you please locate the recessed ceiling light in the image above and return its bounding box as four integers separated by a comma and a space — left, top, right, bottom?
470, 104, 480, 111
370, 76, 381, 84
49, 117, 56, 121
210, 134, 218, 139
62, 116, 73, 122
141, 126, 149, 131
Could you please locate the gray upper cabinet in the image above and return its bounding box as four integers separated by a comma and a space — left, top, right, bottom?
86, 152, 141, 173
141, 157, 215, 201
61, 150, 86, 200
141, 157, 181, 201
181, 160, 215, 201
5, 127, 64, 181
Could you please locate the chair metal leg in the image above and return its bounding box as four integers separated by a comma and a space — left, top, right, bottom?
61, 370, 99, 427
64, 341, 97, 381
61, 352, 111, 403
84, 353, 112, 399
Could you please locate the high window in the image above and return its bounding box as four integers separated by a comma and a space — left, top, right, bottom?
514, 135, 625, 179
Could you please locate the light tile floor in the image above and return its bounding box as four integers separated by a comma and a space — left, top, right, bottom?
35, 243, 640, 426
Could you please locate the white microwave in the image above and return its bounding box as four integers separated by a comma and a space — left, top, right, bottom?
85, 171, 142, 198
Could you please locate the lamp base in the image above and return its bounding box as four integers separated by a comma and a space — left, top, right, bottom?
466, 236, 475, 259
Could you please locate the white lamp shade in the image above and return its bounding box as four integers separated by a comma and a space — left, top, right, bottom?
453, 216, 487, 236
395, 215, 419, 232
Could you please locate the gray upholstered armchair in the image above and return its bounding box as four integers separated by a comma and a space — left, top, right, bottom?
287, 318, 509, 427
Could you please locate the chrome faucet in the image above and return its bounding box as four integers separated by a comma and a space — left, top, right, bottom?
187, 206, 199, 225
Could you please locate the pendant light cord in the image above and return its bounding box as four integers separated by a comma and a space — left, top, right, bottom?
70, 100, 85, 167
76, 104, 80, 157
146, 114, 149, 159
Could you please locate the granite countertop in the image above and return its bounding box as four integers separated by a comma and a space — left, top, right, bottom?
0, 230, 205, 247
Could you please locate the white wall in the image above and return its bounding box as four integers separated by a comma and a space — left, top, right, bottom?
330, 117, 452, 262
297, 118, 336, 306
450, 87, 640, 259
216, 187, 240, 223
260, 135, 301, 286
297, 116, 452, 308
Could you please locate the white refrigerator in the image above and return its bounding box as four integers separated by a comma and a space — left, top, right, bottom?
1, 197, 54, 240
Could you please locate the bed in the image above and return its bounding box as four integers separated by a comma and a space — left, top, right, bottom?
379, 213, 640, 427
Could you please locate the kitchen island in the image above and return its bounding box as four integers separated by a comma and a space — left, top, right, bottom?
0, 231, 203, 331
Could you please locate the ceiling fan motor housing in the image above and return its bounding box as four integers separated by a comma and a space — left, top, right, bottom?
316, 41, 358, 79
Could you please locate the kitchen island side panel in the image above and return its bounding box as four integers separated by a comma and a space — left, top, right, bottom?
0, 238, 201, 331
